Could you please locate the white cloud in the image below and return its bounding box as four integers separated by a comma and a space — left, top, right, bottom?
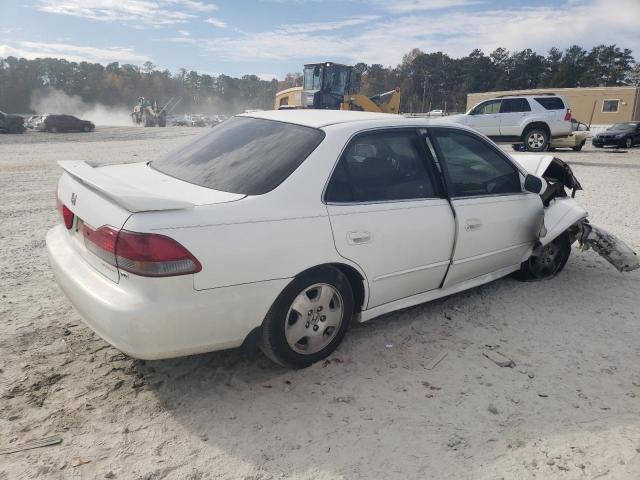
371, 0, 483, 13
165, 0, 217, 12
275, 15, 380, 34
36, 0, 216, 26
256, 72, 278, 81
178, 30, 191, 36
205, 17, 227, 28
0, 41, 151, 64
201, 0, 640, 66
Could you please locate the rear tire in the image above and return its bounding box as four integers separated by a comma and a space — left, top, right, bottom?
260, 266, 353, 368
514, 233, 571, 281
524, 128, 549, 152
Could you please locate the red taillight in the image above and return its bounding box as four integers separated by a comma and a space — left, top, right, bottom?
564, 108, 572, 121
82, 223, 201, 277
57, 199, 74, 230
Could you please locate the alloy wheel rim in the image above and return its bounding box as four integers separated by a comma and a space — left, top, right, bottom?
626, 138, 632, 148
527, 132, 545, 149
285, 283, 343, 355
530, 239, 563, 278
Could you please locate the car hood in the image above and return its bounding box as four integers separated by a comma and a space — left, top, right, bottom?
598, 130, 629, 135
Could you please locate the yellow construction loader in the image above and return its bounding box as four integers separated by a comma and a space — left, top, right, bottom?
274, 62, 400, 114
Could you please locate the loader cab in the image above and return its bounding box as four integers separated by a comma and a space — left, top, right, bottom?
301, 62, 360, 110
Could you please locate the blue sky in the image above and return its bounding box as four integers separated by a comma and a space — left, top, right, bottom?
1, 0, 638, 79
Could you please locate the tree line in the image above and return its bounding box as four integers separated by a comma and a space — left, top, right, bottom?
0, 44, 637, 115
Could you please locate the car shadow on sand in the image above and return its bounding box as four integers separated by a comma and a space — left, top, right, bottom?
127, 251, 640, 478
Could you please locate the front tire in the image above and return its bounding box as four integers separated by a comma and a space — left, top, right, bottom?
260, 266, 354, 368
625, 137, 633, 149
572, 140, 586, 152
524, 128, 549, 152
514, 233, 571, 281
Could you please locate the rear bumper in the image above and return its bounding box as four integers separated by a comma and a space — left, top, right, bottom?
46, 225, 288, 359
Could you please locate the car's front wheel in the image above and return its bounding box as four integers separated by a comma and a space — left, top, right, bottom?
625, 137, 633, 149
524, 128, 549, 152
514, 233, 571, 281
261, 266, 353, 368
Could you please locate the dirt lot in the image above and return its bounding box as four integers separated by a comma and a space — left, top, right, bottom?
1, 127, 639, 480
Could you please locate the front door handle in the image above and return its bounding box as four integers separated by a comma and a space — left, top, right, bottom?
465, 219, 482, 231
347, 230, 371, 245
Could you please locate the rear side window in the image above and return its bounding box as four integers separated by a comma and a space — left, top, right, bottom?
325, 130, 436, 203
500, 98, 531, 113
431, 129, 521, 197
534, 97, 565, 110
152, 117, 325, 195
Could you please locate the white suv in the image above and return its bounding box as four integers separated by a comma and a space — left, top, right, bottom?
448, 95, 572, 152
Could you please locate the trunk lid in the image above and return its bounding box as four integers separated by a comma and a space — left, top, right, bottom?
56, 161, 245, 282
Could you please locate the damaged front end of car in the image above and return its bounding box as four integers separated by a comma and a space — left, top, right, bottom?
512, 154, 639, 273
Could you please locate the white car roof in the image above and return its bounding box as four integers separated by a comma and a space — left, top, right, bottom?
238, 109, 409, 129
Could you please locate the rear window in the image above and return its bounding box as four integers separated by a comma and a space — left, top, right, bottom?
152, 117, 325, 195
534, 97, 565, 110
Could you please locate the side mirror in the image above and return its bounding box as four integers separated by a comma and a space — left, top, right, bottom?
524, 174, 545, 195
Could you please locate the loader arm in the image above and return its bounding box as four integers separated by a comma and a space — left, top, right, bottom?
343, 89, 400, 114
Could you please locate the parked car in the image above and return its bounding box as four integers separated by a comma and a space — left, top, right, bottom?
550, 119, 590, 151
46, 110, 638, 368
0, 110, 25, 133
448, 95, 572, 152
40, 114, 95, 133
592, 122, 640, 149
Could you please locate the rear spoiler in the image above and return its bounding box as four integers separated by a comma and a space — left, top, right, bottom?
58, 161, 195, 213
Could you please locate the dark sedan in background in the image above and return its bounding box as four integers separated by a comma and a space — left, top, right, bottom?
40, 114, 95, 133
592, 122, 640, 149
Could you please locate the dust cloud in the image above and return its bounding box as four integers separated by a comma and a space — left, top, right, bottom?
30, 89, 132, 126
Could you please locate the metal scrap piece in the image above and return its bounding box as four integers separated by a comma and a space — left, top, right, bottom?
578, 222, 640, 272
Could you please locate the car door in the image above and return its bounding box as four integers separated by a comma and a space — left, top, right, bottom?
499, 98, 531, 137
325, 129, 455, 309
466, 100, 502, 136
428, 127, 543, 288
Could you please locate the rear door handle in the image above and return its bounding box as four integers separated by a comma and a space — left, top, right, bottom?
465, 219, 482, 231
347, 230, 371, 245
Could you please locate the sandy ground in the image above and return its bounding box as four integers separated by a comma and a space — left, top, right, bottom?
0, 127, 639, 480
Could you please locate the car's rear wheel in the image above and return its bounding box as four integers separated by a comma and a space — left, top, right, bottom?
625, 137, 633, 149
261, 266, 353, 368
524, 128, 549, 152
514, 233, 571, 281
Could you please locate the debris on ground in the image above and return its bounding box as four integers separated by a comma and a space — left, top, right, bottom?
0, 435, 62, 455
483, 349, 516, 368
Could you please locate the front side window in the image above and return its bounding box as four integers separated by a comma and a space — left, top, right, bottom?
303, 66, 322, 90
500, 98, 531, 113
431, 129, 521, 197
602, 100, 620, 113
325, 131, 436, 203
152, 117, 325, 195
472, 100, 501, 115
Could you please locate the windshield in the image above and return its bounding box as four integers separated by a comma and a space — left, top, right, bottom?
303, 66, 322, 90
152, 117, 325, 195
608, 123, 636, 132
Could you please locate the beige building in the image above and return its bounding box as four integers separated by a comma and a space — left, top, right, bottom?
466, 86, 640, 126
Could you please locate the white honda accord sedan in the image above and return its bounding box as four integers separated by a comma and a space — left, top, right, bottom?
46, 110, 637, 368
